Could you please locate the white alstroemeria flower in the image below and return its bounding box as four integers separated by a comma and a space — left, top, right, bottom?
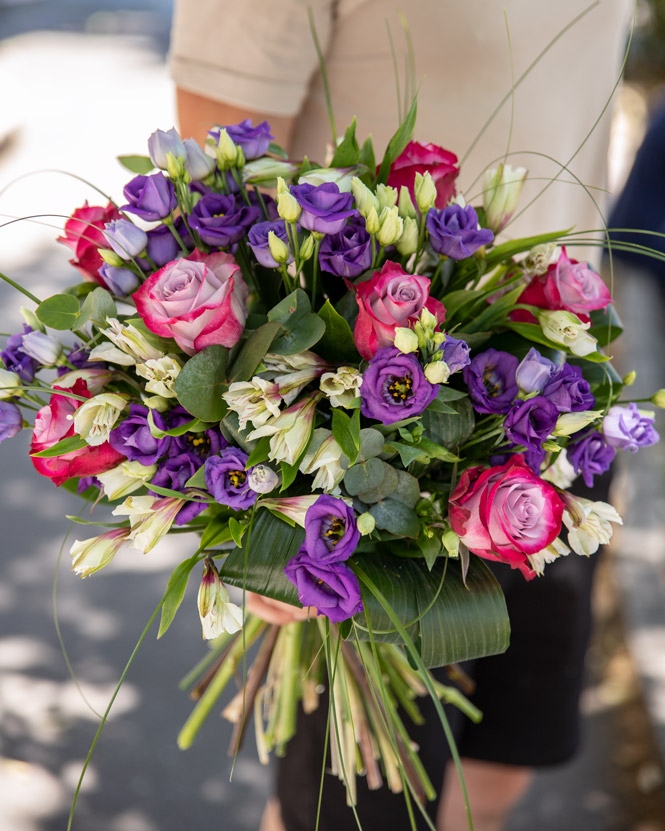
96, 460, 158, 500
258, 495, 320, 527
70, 527, 131, 578
262, 351, 329, 405
319, 366, 363, 408
300, 429, 346, 493
112, 494, 185, 554
223, 377, 282, 430
561, 494, 623, 556
54, 369, 113, 395
73, 393, 128, 446
101, 318, 163, 364
552, 410, 602, 437
248, 392, 320, 465
483, 162, 527, 233
521, 243, 557, 278
88, 342, 136, 366
537, 310, 598, 357
135, 356, 182, 399
0, 368, 21, 399
197, 559, 244, 639
526, 537, 570, 576
541, 448, 577, 490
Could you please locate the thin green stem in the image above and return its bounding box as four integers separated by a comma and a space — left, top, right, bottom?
308, 6, 337, 145
0, 271, 41, 305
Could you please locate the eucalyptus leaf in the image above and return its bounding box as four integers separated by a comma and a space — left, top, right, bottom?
36, 294, 80, 330
267, 288, 311, 325
359, 428, 385, 460
78, 287, 116, 328
174, 344, 229, 422
356, 462, 399, 503
343, 456, 385, 495
118, 154, 155, 175
390, 470, 421, 508
369, 499, 419, 538
269, 313, 325, 355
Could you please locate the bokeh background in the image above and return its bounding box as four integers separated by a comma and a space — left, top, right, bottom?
1, 2, 665, 829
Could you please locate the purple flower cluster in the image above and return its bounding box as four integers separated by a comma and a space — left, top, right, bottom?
205, 446, 257, 511
426, 204, 494, 260
440, 334, 471, 374
189, 193, 261, 248
361, 347, 438, 425
1, 325, 37, 382
602, 403, 659, 452
318, 218, 373, 278
284, 495, 363, 623
209, 119, 273, 160
0, 401, 22, 443
567, 429, 615, 487
291, 182, 356, 235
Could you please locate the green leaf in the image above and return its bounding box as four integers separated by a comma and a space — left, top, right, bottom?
158, 556, 200, 638
184, 466, 207, 489
416, 436, 461, 462
484, 229, 570, 270
269, 313, 325, 355
148, 482, 211, 502
174, 344, 229, 422
200, 515, 233, 549
441, 288, 486, 321
316, 299, 360, 363
384, 440, 427, 467
124, 317, 179, 354
356, 462, 399, 503
369, 499, 419, 538
36, 293, 80, 330
435, 386, 468, 402
343, 456, 385, 495
330, 117, 360, 167
147, 409, 200, 439
118, 154, 154, 175
417, 532, 442, 570
331, 407, 361, 464
462, 284, 525, 334
78, 287, 116, 328
503, 322, 611, 363
62, 282, 97, 298
589, 305, 623, 345
421, 397, 475, 449
228, 321, 282, 383
268, 141, 289, 160
390, 470, 421, 508
426, 397, 457, 415
31, 435, 88, 457
229, 517, 246, 547
358, 136, 376, 185
267, 288, 311, 325
245, 436, 271, 468
376, 96, 418, 185
359, 428, 385, 460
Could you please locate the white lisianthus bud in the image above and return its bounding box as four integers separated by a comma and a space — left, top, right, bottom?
376, 206, 404, 247
96, 460, 158, 500
248, 464, 280, 494
258, 494, 320, 526
357, 512, 376, 535
319, 366, 363, 408
541, 448, 577, 489
364, 205, 380, 235
112, 494, 186, 554
214, 127, 239, 168
622, 370, 637, 386
243, 158, 298, 186
276, 189, 301, 222
223, 377, 282, 430
268, 230, 291, 264
300, 429, 346, 493
20, 331, 62, 366
135, 356, 182, 399
101, 318, 163, 364
148, 127, 186, 170
537, 310, 598, 357
166, 151, 188, 181
395, 216, 419, 256
70, 527, 131, 578
483, 163, 528, 233
398, 186, 417, 219
183, 138, 216, 181
375, 183, 398, 212
424, 360, 450, 385
299, 167, 355, 191
248, 392, 320, 465
99, 248, 126, 268
198, 559, 243, 639
393, 327, 419, 354
299, 234, 315, 262
414, 171, 437, 214
351, 177, 379, 218
73, 393, 128, 446
650, 388, 665, 408
561, 494, 623, 556
552, 410, 602, 437
526, 537, 570, 576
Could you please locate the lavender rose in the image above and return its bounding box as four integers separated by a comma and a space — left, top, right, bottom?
319, 218, 373, 278
463, 349, 519, 414
602, 403, 659, 452
284, 550, 364, 623
0, 401, 22, 443
205, 447, 257, 510
360, 347, 439, 425
542, 363, 595, 412
567, 429, 615, 487
291, 182, 356, 235
109, 403, 171, 464
303, 494, 359, 563
426, 204, 494, 260
189, 193, 261, 249
504, 396, 559, 449
122, 173, 176, 221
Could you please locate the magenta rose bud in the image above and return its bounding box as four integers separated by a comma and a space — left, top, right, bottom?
284, 549, 364, 623
449, 455, 565, 580
205, 447, 257, 511
133, 250, 248, 355
304, 494, 359, 563
387, 141, 459, 209
353, 260, 446, 360
291, 182, 356, 235
361, 346, 439, 425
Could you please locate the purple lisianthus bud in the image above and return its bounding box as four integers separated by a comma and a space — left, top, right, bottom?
284, 549, 364, 623
123, 173, 176, 221
440, 334, 471, 374
248, 220, 294, 268
304, 494, 359, 563
148, 127, 186, 169
426, 204, 494, 260
463, 349, 519, 414
189, 193, 261, 248
99, 263, 140, 297
602, 403, 659, 452
205, 447, 257, 510
319, 217, 373, 278
109, 403, 171, 464
103, 219, 148, 259
144, 224, 180, 268
360, 346, 439, 425
490, 445, 546, 474
515, 348, 554, 394
567, 429, 615, 487
542, 363, 595, 413
183, 138, 216, 181
0, 401, 22, 443
2, 325, 36, 382
210, 119, 273, 160
504, 396, 559, 449
291, 182, 356, 235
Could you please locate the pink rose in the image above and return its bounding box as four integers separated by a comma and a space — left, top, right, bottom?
30, 379, 125, 486
57, 202, 122, 286
448, 455, 564, 580
352, 261, 446, 360
133, 250, 248, 355
387, 141, 459, 209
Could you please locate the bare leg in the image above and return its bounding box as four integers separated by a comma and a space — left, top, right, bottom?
437, 759, 533, 831
259, 797, 286, 831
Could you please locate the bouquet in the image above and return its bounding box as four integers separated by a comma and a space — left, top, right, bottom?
1, 106, 661, 828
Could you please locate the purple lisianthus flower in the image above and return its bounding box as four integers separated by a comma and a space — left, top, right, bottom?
463, 349, 519, 414
515, 348, 554, 394
123, 173, 176, 221
210, 119, 274, 160
248, 220, 294, 268
109, 403, 171, 464
490, 444, 546, 474
189, 193, 261, 248
291, 182, 356, 235
304, 494, 359, 563
318, 218, 373, 278
2, 325, 36, 382
567, 429, 615, 487
504, 396, 559, 449
99, 263, 140, 297
0, 401, 22, 443
426, 204, 494, 260
167, 406, 226, 462
103, 219, 148, 259
361, 346, 439, 425
542, 363, 595, 413
145, 224, 180, 268
440, 334, 471, 374
602, 403, 659, 452
151, 452, 208, 525
205, 447, 257, 510
183, 138, 216, 181
57, 343, 103, 375
284, 549, 364, 623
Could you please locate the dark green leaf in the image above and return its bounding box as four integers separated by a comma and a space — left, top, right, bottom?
376, 96, 418, 185
246, 436, 271, 468
316, 299, 360, 363
330, 117, 360, 167
369, 499, 419, 538
229, 517, 246, 547
421, 397, 475, 449
359, 428, 385, 460
31, 434, 88, 457
484, 229, 570, 270
36, 294, 80, 330
268, 141, 289, 160
174, 344, 229, 422
267, 288, 311, 325
441, 288, 486, 321
184, 466, 207, 488
356, 462, 399, 503
358, 136, 376, 185
589, 305, 623, 345
331, 407, 361, 464
158, 556, 200, 638
435, 386, 468, 402
390, 470, 421, 508
462, 285, 524, 334
343, 457, 385, 495
118, 154, 154, 175
426, 398, 457, 414
416, 532, 442, 569
228, 321, 282, 383
78, 287, 116, 328
269, 313, 325, 355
